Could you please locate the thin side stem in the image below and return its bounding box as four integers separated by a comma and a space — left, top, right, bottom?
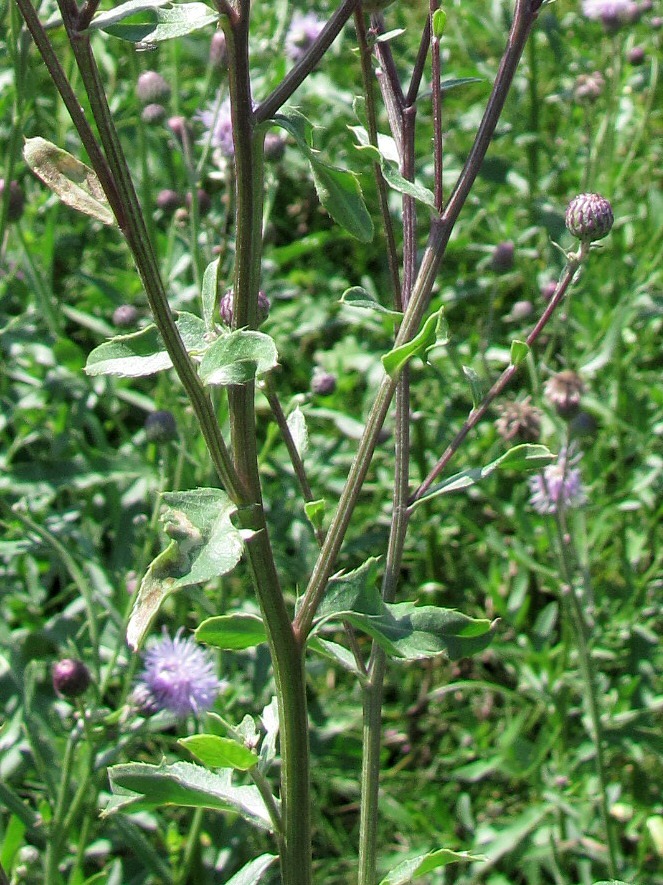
430, 0, 444, 212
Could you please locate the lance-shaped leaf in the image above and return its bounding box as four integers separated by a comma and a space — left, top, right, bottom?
382, 307, 449, 377
341, 286, 403, 320
380, 849, 484, 885
202, 258, 219, 332
103, 761, 274, 831
410, 444, 554, 510
196, 613, 267, 650
89, 0, 218, 43
199, 330, 278, 386
127, 489, 246, 650
179, 734, 259, 771
274, 109, 373, 243
312, 559, 493, 661
223, 855, 279, 885
23, 137, 114, 226
85, 312, 207, 377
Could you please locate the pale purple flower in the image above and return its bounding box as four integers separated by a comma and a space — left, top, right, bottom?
285, 11, 325, 61
581, 0, 640, 27
135, 628, 220, 717
197, 95, 235, 157
529, 445, 587, 515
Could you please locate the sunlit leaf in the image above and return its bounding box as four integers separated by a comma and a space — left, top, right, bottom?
222, 855, 278, 885
341, 286, 403, 320
90, 0, 218, 43
127, 489, 245, 649
382, 307, 448, 377
179, 734, 259, 771
23, 137, 114, 226
379, 848, 484, 885
199, 330, 278, 386
411, 444, 554, 508
85, 312, 207, 377
104, 761, 274, 831
196, 613, 267, 650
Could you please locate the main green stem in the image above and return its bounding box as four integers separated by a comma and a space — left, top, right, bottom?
223, 10, 311, 884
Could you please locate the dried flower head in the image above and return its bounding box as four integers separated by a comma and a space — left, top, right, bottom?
285, 11, 325, 61
545, 370, 585, 419
565, 193, 614, 243
134, 628, 220, 718
52, 659, 91, 698
495, 397, 542, 443
529, 444, 587, 514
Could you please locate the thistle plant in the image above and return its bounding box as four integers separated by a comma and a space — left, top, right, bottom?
6, 0, 632, 883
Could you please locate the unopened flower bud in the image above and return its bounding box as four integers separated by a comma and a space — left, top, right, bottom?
565, 193, 613, 242
491, 240, 515, 273
210, 31, 227, 67
156, 189, 183, 214
219, 289, 270, 326
141, 103, 166, 125
136, 71, 171, 104
545, 370, 585, 419
627, 46, 646, 65
541, 280, 558, 301
0, 179, 25, 222
311, 369, 337, 396
264, 132, 286, 162
52, 659, 91, 698
186, 188, 212, 217
168, 116, 190, 143
144, 410, 178, 443
574, 71, 605, 102
113, 304, 139, 327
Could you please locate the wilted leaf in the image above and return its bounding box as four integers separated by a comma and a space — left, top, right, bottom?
23, 137, 114, 225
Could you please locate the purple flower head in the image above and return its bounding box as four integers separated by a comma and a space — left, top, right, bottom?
581, 0, 640, 29
285, 11, 325, 61
197, 95, 234, 157
135, 628, 220, 718
529, 445, 587, 515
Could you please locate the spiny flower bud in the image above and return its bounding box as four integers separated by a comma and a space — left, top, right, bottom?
565, 193, 614, 242
144, 410, 178, 443
136, 70, 171, 104
0, 179, 25, 222
52, 659, 91, 698
545, 370, 585, 419
219, 289, 270, 327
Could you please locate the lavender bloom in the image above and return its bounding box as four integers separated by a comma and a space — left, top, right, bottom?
581, 0, 640, 28
197, 95, 234, 157
135, 628, 220, 718
285, 11, 325, 61
529, 445, 587, 515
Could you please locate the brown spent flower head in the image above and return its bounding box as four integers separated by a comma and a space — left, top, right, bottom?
52, 659, 91, 698
545, 370, 585, 419
495, 397, 542, 443
565, 193, 614, 242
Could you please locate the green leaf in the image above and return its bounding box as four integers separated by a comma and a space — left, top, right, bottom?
287, 406, 308, 458
411, 444, 554, 509
432, 8, 447, 38
379, 848, 484, 885
223, 855, 278, 885
274, 109, 373, 243
104, 761, 274, 831
349, 127, 437, 210
439, 76, 484, 92
85, 312, 207, 377
313, 559, 493, 661
462, 365, 484, 407
127, 489, 245, 650
202, 258, 219, 332
382, 307, 448, 377
341, 286, 403, 320
90, 0, 218, 43
199, 330, 278, 386
510, 338, 529, 366
179, 735, 259, 771
23, 137, 114, 226
304, 498, 326, 531
308, 636, 361, 675
196, 613, 267, 650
